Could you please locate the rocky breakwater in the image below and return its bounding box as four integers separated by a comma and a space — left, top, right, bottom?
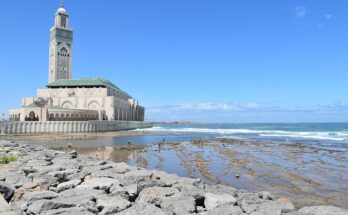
0, 140, 347, 215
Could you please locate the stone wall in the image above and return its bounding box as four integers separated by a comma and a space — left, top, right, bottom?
0, 121, 152, 135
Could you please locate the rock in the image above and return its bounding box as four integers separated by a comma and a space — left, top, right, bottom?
151, 170, 181, 186
22, 181, 39, 189
250, 198, 295, 215
26, 199, 75, 214
237, 191, 268, 214
150, 173, 161, 181
161, 196, 196, 215
299, 205, 348, 215
109, 183, 128, 198
119, 169, 154, 186
137, 177, 168, 193
97, 196, 131, 214
5, 172, 30, 189
69, 150, 77, 159
21, 167, 37, 175
136, 187, 182, 207
53, 195, 98, 214
57, 179, 81, 192
33, 175, 59, 190
0, 181, 15, 202
112, 162, 133, 174
258, 191, 274, 200
48, 169, 79, 182
117, 202, 167, 215
177, 177, 205, 189
60, 187, 105, 199
124, 184, 138, 199
205, 184, 238, 197
205, 205, 244, 215
175, 184, 205, 205
197, 206, 206, 213
204, 192, 237, 210
20, 191, 59, 207
76, 177, 120, 191
40, 207, 94, 215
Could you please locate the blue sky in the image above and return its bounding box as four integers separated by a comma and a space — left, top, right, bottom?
0, 0, 347, 122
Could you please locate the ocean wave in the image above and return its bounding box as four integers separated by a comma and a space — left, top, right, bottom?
144, 126, 348, 141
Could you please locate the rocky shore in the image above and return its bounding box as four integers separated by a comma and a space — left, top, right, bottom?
0, 140, 347, 215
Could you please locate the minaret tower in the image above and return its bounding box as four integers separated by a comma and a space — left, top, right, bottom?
48, 0, 73, 83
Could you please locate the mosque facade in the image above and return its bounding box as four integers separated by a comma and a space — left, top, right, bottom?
9, 2, 145, 123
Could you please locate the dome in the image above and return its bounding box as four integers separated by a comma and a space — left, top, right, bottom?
57, 7, 68, 15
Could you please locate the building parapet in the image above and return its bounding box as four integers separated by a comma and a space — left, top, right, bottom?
0, 121, 152, 135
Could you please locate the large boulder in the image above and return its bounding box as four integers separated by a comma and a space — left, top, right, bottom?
204, 192, 237, 210
136, 187, 182, 207
119, 169, 154, 186
0, 181, 15, 202
97, 196, 131, 214
205, 184, 238, 197
5, 172, 30, 189
161, 196, 196, 215
76, 177, 120, 191
204, 205, 244, 215
237, 191, 269, 214
175, 183, 205, 204
57, 179, 81, 192
26, 199, 75, 214
299, 205, 348, 215
20, 191, 59, 209
32, 175, 59, 190
60, 187, 105, 199
250, 198, 295, 215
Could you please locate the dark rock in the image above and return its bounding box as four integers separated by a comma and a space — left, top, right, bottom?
0, 181, 15, 202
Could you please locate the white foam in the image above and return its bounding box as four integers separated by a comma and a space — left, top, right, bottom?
143, 126, 348, 141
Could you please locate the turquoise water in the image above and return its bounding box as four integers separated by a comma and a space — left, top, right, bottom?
144, 123, 348, 149
23, 123, 348, 152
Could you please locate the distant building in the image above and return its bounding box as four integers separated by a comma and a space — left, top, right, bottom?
10, 2, 145, 122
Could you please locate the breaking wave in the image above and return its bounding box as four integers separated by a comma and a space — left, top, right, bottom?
144, 126, 348, 141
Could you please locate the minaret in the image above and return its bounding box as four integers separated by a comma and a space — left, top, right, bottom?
48, 0, 73, 83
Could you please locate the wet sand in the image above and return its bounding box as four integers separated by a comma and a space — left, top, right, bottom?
46, 137, 348, 209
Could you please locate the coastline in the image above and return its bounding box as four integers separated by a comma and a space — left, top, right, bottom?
1, 127, 348, 210
0, 140, 347, 215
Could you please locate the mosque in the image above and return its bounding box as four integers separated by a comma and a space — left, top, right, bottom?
9, 2, 145, 123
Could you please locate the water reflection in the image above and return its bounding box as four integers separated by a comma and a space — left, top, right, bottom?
52, 145, 145, 163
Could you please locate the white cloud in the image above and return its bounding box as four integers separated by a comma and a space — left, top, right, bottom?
145, 102, 348, 122
294, 6, 308, 18
319, 102, 348, 110
147, 102, 270, 114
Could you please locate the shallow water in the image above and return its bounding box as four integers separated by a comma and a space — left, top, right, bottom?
21, 123, 348, 209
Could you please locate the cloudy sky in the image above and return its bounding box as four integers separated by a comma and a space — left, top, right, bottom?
0, 0, 347, 122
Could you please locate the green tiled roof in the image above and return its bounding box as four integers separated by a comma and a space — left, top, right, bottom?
25, 103, 40, 108
47, 78, 130, 97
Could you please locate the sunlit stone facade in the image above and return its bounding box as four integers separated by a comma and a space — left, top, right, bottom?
9, 2, 145, 123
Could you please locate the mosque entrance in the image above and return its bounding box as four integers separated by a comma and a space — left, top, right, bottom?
25, 111, 39, 121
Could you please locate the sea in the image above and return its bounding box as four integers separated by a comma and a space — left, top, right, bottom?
145, 123, 348, 148
22, 123, 348, 151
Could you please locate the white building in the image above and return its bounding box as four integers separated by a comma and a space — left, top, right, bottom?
10, 2, 145, 122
